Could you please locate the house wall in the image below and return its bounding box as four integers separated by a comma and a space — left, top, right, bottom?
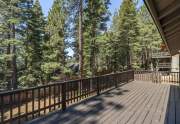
171, 54, 179, 72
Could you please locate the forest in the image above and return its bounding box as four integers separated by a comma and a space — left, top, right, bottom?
0, 0, 162, 90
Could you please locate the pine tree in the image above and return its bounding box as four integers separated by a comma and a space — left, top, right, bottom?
83, 0, 110, 76
138, 5, 161, 69
19, 0, 45, 87
0, 0, 23, 89
41, 0, 68, 82
114, 0, 139, 69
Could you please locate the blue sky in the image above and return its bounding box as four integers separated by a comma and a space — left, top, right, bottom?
39, 0, 124, 17
39, 0, 144, 22
39, 0, 144, 56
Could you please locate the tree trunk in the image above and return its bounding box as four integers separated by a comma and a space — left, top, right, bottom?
78, 0, 83, 78
6, 44, 11, 90
6, 24, 12, 90
127, 41, 132, 69
90, 22, 96, 76
11, 24, 17, 89
12, 45, 17, 89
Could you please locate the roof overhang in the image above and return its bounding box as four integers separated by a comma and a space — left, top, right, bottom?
144, 0, 180, 55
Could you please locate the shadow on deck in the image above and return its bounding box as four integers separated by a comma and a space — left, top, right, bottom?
27, 81, 180, 124
165, 85, 180, 124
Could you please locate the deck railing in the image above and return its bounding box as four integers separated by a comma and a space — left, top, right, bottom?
0, 70, 134, 124
152, 52, 171, 58
135, 70, 180, 84
157, 63, 171, 68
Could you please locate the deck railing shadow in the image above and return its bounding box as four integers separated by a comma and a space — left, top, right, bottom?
27, 84, 129, 124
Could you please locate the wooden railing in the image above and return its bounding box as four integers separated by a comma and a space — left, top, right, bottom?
134, 70, 153, 81
157, 63, 171, 68
152, 52, 171, 58
135, 70, 180, 84
0, 70, 134, 124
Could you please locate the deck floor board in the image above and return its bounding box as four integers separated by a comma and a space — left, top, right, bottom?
27, 81, 180, 124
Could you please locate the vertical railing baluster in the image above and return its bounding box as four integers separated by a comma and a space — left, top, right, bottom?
10, 94, 13, 123
53, 85, 56, 110
178, 72, 179, 84
25, 91, 28, 121
89, 78, 91, 96
115, 74, 118, 88
38, 88, 40, 117
176, 72, 178, 83
1, 95, 4, 124
62, 83, 66, 111
49, 86, 51, 112
70, 82, 73, 103
179, 72, 180, 85
44, 87, 46, 114
32, 89, 35, 119
97, 77, 100, 95
172, 73, 174, 83
86, 79, 88, 97
67, 83, 69, 105
80, 80, 82, 100
73, 82, 76, 102
58, 85, 61, 108
84, 79, 86, 97
76, 82, 78, 101
18, 92, 21, 123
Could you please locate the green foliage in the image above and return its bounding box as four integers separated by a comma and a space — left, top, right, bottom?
41, 0, 68, 82
0, 0, 23, 89
0, 0, 162, 90
19, 0, 46, 87
108, 0, 139, 70
137, 5, 162, 69
83, 0, 110, 76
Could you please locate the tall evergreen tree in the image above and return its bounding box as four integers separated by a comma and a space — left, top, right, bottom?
83, 0, 110, 76
138, 5, 161, 69
114, 0, 139, 69
19, 0, 45, 87
0, 0, 23, 89
41, 0, 68, 82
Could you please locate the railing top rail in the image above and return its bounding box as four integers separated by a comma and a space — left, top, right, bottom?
135, 70, 180, 73
0, 70, 133, 95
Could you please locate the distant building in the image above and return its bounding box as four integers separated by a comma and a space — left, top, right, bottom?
152, 51, 171, 71
171, 54, 179, 72
152, 52, 179, 72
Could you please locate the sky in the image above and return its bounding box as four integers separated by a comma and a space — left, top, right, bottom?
39, 0, 124, 17
39, 0, 144, 24
39, 0, 144, 56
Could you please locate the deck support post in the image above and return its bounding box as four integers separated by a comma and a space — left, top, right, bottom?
179, 51, 180, 85
115, 75, 118, 88
97, 77, 100, 96
62, 83, 66, 111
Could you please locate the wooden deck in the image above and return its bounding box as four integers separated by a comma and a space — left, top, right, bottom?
27, 81, 180, 124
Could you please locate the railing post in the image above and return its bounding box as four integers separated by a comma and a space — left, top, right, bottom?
132, 70, 134, 81
97, 77, 100, 95
179, 52, 180, 85
61, 83, 66, 111
0, 95, 4, 124
115, 74, 118, 88
126, 71, 129, 83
